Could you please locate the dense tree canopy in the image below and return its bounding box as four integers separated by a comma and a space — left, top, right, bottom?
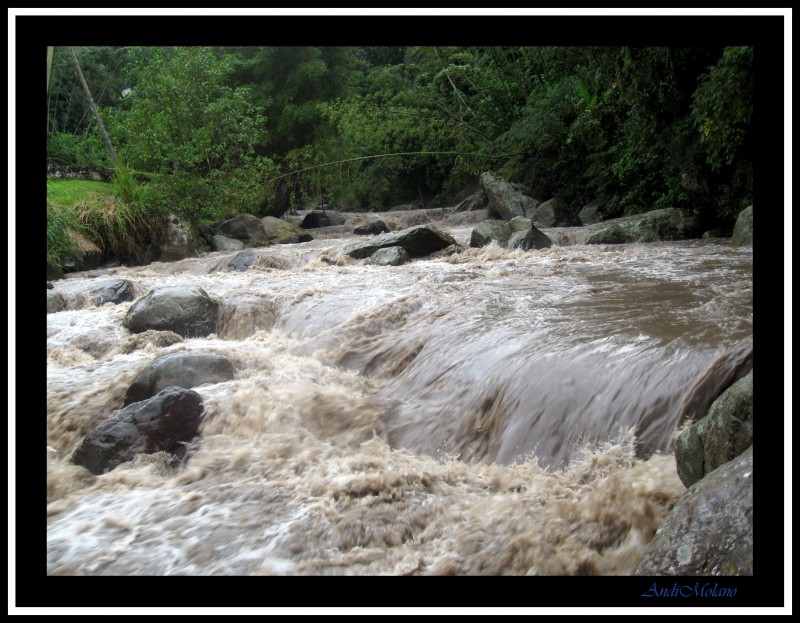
47, 45, 753, 228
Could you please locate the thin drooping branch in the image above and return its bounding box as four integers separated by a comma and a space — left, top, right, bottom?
69, 46, 120, 167
264, 150, 524, 184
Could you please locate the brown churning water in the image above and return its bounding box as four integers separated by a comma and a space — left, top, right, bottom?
46, 208, 752, 575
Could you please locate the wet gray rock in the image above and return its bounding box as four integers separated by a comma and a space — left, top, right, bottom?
123, 286, 219, 338
353, 220, 390, 236
218, 214, 271, 247
730, 205, 753, 247
634, 446, 753, 576
342, 224, 457, 259
578, 200, 602, 225
301, 210, 346, 228
87, 279, 135, 306
47, 290, 67, 314
365, 246, 410, 266
261, 216, 314, 244
72, 387, 205, 475
159, 214, 203, 261
124, 352, 235, 405
470, 217, 551, 250
533, 198, 579, 227
675, 371, 753, 488
227, 249, 258, 272
47, 281, 54, 290
480, 172, 539, 220
586, 208, 699, 244
211, 234, 245, 252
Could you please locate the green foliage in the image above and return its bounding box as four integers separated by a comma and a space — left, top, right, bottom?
46, 201, 80, 269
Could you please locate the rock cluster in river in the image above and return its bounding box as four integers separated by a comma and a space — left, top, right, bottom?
634, 370, 754, 576
470, 217, 552, 250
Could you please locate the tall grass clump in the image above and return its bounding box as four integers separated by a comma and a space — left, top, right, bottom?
46, 201, 80, 270
73, 165, 161, 261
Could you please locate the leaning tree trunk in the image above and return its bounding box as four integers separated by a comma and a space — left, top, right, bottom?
69, 46, 120, 168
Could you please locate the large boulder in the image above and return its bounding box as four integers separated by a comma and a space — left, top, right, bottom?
301, 210, 346, 229
633, 446, 753, 576
261, 216, 313, 244
470, 217, 552, 251
479, 172, 539, 220
123, 286, 219, 338
159, 214, 203, 261
533, 198, 579, 227
365, 246, 410, 266
124, 352, 235, 405
211, 234, 245, 252
353, 220, 390, 236
87, 279, 135, 306
218, 214, 271, 247
71, 387, 205, 475
342, 224, 457, 259
578, 200, 602, 225
730, 205, 753, 247
585, 208, 699, 244
675, 371, 753, 488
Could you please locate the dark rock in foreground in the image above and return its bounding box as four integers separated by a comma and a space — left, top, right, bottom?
124, 352, 235, 405
586, 208, 699, 244
634, 446, 753, 576
675, 371, 753, 488
72, 387, 205, 475
123, 286, 219, 338
342, 224, 457, 259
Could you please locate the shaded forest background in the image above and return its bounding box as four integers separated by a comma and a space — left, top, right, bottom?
46, 45, 753, 259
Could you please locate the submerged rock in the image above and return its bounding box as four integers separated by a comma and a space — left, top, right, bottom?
72, 387, 205, 475
87, 279, 135, 306
227, 249, 258, 272
46, 290, 67, 314
123, 286, 219, 338
634, 446, 753, 576
342, 224, 457, 259
124, 352, 235, 405
365, 246, 410, 266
